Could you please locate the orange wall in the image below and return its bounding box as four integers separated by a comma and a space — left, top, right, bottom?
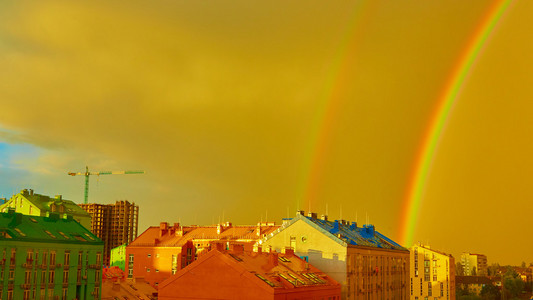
126, 241, 195, 288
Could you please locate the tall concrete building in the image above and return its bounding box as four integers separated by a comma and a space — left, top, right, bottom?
79, 200, 139, 267
410, 243, 455, 300
258, 211, 410, 300
0, 189, 91, 229
461, 253, 487, 276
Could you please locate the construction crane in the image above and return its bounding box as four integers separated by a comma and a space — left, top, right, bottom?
68, 166, 145, 204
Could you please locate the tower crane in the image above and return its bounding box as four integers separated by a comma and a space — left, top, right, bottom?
68, 166, 145, 204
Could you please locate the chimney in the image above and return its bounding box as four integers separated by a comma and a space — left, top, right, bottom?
268, 252, 279, 267
213, 242, 225, 252
321, 214, 328, 221
350, 222, 357, 230
160, 222, 168, 237
296, 210, 305, 216
112, 282, 121, 291
225, 222, 232, 227
29, 189, 34, 196
256, 245, 262, 254
230, 244, 244, 254
55, 195, 62, 201
217, 224, 223, 234
256, 223, 262, 237
307, 212, 317, 219
283, 247, 294, 256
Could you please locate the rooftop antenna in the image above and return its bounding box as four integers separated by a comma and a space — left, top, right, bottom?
340, 204, 343, 220
326, 203, 329, 216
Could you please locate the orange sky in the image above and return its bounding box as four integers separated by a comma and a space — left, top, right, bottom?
0, 0, 532, 265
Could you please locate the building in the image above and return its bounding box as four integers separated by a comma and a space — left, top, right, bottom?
258, 211, 410, 300
455, 276, 492, 295
127, 221, 279, 288
159, 244, 341, 300
79, 200, 139, 267
461, 253, 488, 276
409, 243, 455, 300
0, 189, 91, 229
0, 210, 104, 300
109, 244, 126, 271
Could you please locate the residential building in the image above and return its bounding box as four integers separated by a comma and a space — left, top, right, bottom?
409, 243, 455, 300
110, 244, 126, 271
455, 276, 492, 295
0, 210, 104, 300
258, 211, 410, 300
461, 253, 488, 276
0, 189, 91, 229
79, 200, 139, 267
127, 221, 279, 288
159, 244, 341, 300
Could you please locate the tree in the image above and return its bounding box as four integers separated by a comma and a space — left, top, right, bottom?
472, 266, 477, 276
456, 261, 465, 276
521, 261, 526, 268
480, 283, 500, 300
502, 267, 525, 299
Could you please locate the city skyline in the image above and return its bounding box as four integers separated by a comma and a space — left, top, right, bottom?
1, 0, 532, 265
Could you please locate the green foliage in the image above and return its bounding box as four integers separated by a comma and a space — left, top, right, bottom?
456, 261, 465, 276
458, 295, 481, 300
502, 267, 525, 299
480, 283, 500, 300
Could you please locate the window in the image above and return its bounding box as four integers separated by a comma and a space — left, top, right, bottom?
41, 271, 46, 284
96, 252, 101, 265
50, 252, 56, 266
128, 254, 134, 278
48, 271, 55, 284
23, 289, 30, 300
428, 282, 432, 296
63, 270, 69, 283
62, 288, 67, 300
8, 270, 14, 280
64, 252, 70, 266
147, 254, 151, 258
25, 270, 31, 284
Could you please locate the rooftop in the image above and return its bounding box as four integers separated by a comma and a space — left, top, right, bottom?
160, 245, 340, 291
1, 189, 90, 217
129, 222, 280, 247
0, 211, 102, 245
260, 213, 407, 251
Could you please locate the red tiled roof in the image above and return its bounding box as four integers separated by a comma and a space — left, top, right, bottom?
129, 223, 280, 247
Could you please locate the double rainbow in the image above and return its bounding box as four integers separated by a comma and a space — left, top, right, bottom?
399, 0, 513, 246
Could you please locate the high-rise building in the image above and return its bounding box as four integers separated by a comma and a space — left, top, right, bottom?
0, 189, 91, 229
258, 211, 410, 300
410, 243, 456, 300
0, 210, 103, 300
461, 253, 488, 276
79, 200, 139, 267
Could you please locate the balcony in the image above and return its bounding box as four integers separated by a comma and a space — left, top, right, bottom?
21, 283, 32, 289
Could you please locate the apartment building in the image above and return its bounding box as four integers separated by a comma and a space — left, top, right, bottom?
461, 253, 488, 276
410, 243, 455, 300
258, 211, 410, 300
0, 210, 103, 300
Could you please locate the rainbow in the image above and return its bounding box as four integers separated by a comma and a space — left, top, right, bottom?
399, 0, 513, 246
300, 1, 377, 212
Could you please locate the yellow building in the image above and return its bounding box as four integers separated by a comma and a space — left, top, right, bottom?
460, 253, 487, 276
258, 211, 410, 300
0, 189, 91, 229
410, 243, 455, 300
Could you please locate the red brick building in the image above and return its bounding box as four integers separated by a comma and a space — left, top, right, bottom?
126, 221, 279, 288
159, 245, 341, 300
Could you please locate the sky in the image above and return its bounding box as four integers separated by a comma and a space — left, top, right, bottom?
0, 0, 532, 265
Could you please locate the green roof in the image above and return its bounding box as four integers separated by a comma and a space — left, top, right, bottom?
0, 211, 103, 245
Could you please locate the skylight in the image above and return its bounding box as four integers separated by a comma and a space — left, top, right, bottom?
255, 274, 276, 287
44, 230, 56, 239
14, 228, 26, 237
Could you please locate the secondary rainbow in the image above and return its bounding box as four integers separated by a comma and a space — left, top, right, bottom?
399, 0, 513, 246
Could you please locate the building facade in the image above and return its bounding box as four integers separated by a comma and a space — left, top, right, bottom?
109, 244, 126, 271
127, 221, 279, 288
79, 200, 139, 267
258, 212, 410, 300
0, 211, 104, 300
410, 243, 455, 300
159, 244, 341, 300
0, 189, 91, 229
461, 253, 487, 276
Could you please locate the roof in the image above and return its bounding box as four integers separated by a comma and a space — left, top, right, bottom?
456, 276, 492, 285
1, 189, 90, 217
101, 278, 157, 300
260, 214, 407, 251
411, 244, 454, 258
160, 247, 340, 291
0, 211, 103, 245
129, 223, 280, 247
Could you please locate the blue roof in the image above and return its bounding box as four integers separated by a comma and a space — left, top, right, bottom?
269, 214, 407, 251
